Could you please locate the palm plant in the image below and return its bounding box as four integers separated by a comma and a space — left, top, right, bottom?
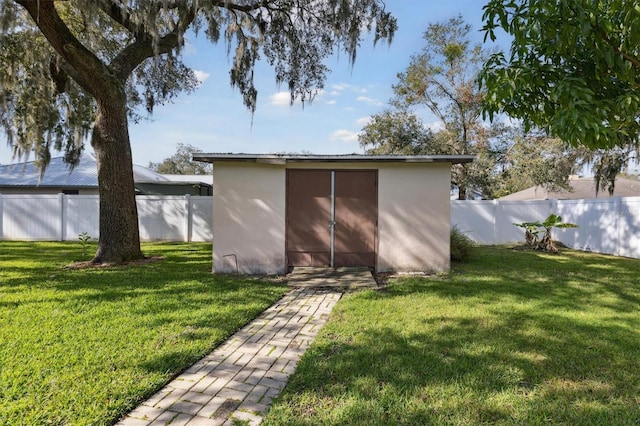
513, 222, 540, 247
514, 214, 578, 253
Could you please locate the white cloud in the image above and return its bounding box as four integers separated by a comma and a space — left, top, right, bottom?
426, 121, 445, 132
356, 96, 383, 107
269, 91, 292, 106
325, 99, 337, 105
330, 129, 359, 143
184, 38, 198, 56
330, 83, 369, 96
193, 70, 210, 85
269, 90, 325, 106
310, 89, 327, 103
355, 116, 371, 127
331, 83, 351, 92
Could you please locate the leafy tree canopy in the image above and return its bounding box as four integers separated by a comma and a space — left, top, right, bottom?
492, 129, 582, 198
149, 143, 212, 175
359, 108, 581, 199
0, 0, 396, 263
393, 15, 488, 136
1, 0, 396, 165
583, 145, 638, 195
359, 110, 434, 155
480, 0, 640, 150
387, 15, 510, 199
362, 14, 625, 199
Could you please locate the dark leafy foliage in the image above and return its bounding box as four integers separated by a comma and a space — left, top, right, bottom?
480, 0, 640, 150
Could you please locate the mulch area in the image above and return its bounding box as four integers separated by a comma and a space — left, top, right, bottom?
64, 256, 164, 270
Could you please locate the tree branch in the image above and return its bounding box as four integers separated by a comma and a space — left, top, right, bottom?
586, 8, 640, 88
96, 1, 191, 38
109, 4, 197, 81
613, 46, 640, 71
110, 33, 180, 80
15, 0, 115, 99
215, 0, 270, 13
596, 28, 640, 73
96, 1, 140, 36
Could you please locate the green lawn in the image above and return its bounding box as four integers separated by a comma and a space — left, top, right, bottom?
264, 247, 640, 425
0, 242, 288, 425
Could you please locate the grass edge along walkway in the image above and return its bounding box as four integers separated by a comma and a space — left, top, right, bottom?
117, 288, 342, 426
0, 242, 289, 425
264, 246, 640, 426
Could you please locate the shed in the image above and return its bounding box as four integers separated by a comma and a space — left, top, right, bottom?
193, 153, 473, 275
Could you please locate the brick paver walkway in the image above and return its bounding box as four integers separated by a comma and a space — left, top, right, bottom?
116, 288, 342, 426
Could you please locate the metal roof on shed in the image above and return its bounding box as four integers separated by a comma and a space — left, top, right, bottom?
193, 153, 474, 164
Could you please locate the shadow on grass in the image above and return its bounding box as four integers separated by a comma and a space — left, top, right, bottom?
395, 247, 640, 312
282, 320, 639, 424
267, 247, 640, 425
0, 241, 289, 425
0, 242, 281, 347
1, 241, 250, 303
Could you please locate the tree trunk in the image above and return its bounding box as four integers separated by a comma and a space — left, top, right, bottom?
455, 163, 467, 200
91, 99, 143, 264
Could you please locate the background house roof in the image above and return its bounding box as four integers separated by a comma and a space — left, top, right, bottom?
0, 154, 99, 187
193, 153, 475, 165
500, 176, 640, 200
0, 154, 211, 188
160, 174, 214, 186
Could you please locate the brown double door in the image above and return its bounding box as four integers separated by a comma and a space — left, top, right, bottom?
286, 169, 377, 269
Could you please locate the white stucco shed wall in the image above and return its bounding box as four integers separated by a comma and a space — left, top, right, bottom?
211, 160, 454, 274
377, 163, 451, 272
212, 162, 286, 274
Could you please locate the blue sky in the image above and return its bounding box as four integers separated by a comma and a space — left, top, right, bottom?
1, 1, 505, 167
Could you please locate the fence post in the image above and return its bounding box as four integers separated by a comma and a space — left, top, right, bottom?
492, 199, 498, 245
0, 194, 3, 241
185, 194, 192, 242
614, 196, 622, 256
59, 193, 66, 241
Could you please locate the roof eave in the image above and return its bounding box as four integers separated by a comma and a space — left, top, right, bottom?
135, 181, 212, 186
192, 153, 474, 165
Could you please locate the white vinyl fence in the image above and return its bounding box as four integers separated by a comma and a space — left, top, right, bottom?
452, 197, 640, 259
2, 194, 639, 259
0, 194, 213, 242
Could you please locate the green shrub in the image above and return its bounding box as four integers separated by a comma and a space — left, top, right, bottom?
451, 226, 475, 261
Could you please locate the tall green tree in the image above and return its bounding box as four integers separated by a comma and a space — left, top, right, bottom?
360, 109, 510, 198
149, 143, 212, 175
390, 15, 506, 199
0, 1, 396, 263
358, 110, 434, 155
359, 110, 584, 199
583, 146, 639, 195
480, 0, 640, 150
493, 130, 583, 198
